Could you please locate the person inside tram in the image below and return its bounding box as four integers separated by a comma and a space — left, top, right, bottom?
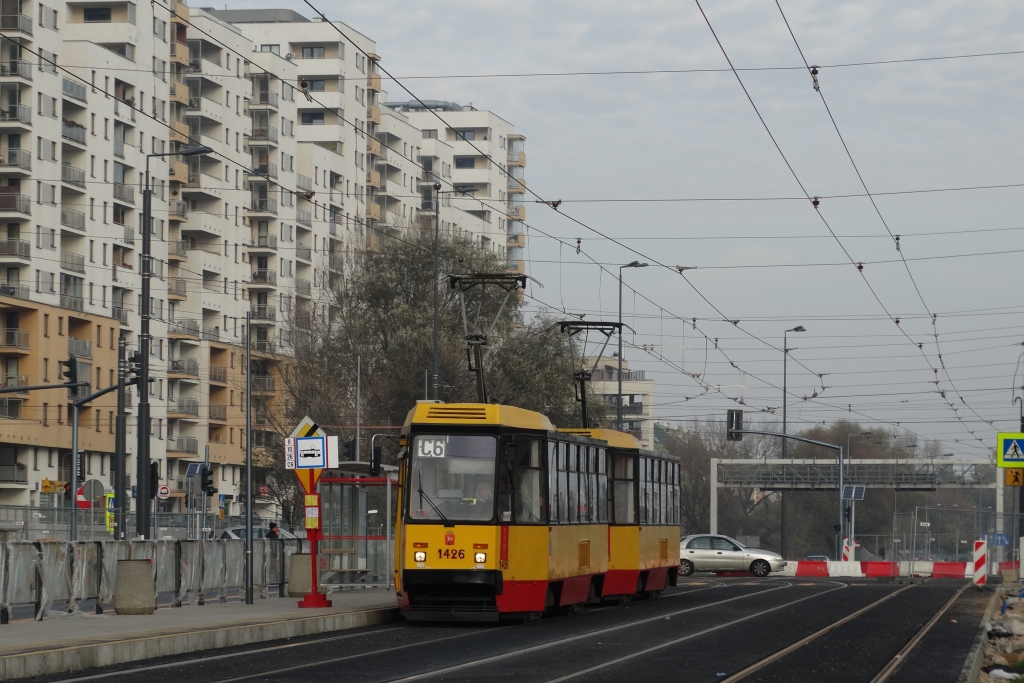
473, 480, 493, 505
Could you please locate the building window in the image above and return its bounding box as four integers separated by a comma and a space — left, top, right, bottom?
455, 157, 475, 169
83, 7, 112, 22
300, 46, 324, 59
422, 129, 437, 139
307, 80, 325, 91
259, 44, 280, 55
300, 112, 324, 126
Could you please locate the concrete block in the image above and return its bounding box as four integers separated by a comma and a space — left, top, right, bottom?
114, 560, 157, 615
289, 554, 311, 597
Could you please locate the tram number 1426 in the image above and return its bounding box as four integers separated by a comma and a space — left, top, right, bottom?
439, 549, 466, 559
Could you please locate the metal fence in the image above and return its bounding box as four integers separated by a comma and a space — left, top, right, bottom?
0, 506, 274, 542
0, 538, 305, 623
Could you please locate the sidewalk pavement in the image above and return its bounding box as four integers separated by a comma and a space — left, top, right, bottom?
0, 590, 399, 681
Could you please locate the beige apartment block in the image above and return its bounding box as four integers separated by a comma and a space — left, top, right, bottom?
587, 355, 657, 450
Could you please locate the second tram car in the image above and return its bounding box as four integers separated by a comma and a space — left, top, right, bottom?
394, 402, 681, 621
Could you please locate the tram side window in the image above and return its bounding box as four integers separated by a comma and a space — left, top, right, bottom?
597, 447, 608, 523
659, 460, 667, 525
672, 461, 680, 525
612, 454, 635, 524
579, 446, 591, 523
558, 442, 569, 522
548, 441, 559, 523
514, 438, 547, 524
638, 457, 648, 524
567, 444, 579, 523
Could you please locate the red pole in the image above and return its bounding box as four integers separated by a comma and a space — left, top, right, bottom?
298, 492, 331, 608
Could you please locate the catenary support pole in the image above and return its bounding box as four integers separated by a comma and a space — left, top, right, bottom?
245, 309, 253, 605
356, 355, 361, 461
136, 162, 153, 538
69, 402, 79, 541
431, 183, 441, 401
115, 337, 127, 539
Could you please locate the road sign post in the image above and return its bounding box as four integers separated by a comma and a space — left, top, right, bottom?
289, 416, 335, 609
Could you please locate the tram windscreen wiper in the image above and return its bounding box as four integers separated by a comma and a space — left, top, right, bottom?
418, 470, 448, 523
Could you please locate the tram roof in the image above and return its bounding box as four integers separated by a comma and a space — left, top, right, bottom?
405, 402, 555, 432
558, 428, 642, 450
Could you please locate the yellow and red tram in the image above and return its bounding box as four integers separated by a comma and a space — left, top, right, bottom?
394, 402, 681, 621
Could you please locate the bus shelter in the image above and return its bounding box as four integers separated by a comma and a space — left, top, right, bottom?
318, 463, 396, 590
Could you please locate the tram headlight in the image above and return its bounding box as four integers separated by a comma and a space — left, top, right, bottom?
474, 552, 486, 563
414, 551, 426, 562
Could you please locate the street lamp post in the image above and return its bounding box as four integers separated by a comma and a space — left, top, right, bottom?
431, 182, 441, 400
136, 145, 212, 538
780, 325, 805, 559
618, 262, 647, 431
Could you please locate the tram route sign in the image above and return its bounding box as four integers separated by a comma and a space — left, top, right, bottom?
286, 416, 339, 493
997, 433, 1024, 468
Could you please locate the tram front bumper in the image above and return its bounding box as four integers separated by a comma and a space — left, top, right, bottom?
401, 569, 503, 622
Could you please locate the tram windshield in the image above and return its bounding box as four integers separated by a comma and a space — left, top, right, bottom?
409, 434, 497, 522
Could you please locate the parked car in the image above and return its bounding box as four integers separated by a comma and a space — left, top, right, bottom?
679, 534, 786, 577
805, 555, 830, 562
219, 526, 298, 540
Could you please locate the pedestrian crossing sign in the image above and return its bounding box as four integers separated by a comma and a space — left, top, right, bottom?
997, 433, 1024, 468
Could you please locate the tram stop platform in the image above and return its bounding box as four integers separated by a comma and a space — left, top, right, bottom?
0, 590, 399, 681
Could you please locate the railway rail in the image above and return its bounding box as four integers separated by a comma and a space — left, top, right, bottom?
40, 578, 987, 683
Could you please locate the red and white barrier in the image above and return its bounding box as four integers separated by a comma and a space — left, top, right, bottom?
776, 560, 974, 578
973, 540, 987, 585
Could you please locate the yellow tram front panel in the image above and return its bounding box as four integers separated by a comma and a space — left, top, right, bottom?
403, 524, 500, 572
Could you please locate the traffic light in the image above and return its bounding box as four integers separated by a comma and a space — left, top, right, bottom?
726, 409, 743, 441
200, 465, 217, 496
60, 354, 78, 385
127, 351, 142, 375
148, 461, 160, 499
371, 445, 382, 476
343, 439, 356, 461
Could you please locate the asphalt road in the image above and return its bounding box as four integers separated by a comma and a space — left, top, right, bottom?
32, 578, 989, 683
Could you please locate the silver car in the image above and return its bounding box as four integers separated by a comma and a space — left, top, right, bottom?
679, 534, 786, 577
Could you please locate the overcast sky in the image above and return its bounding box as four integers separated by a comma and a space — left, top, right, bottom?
224, 0, 1024, 458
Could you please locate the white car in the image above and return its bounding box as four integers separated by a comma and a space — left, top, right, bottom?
680, 534, 786, 577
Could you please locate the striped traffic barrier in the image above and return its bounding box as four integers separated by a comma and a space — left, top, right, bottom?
973, 540, 987, 585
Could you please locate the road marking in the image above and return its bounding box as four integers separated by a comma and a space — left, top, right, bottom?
380, 581, 806, 683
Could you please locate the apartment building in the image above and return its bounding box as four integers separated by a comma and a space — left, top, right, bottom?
386, 102, 526, 272
587, 354, 657, 450
0, 2, 529, 520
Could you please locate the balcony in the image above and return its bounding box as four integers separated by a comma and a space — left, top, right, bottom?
68, 336, 92, 358
249, 127, 278, 144
0, 281, 27, 300
169, 239, 187, 259
201, 326, 220, 342
367, 105, 381, 124
252, 430, 283, 449
167, 277, 187, 298
251, 233, 277, 250
0, 193, 29, 215
209, 364, 227, 383
0, 464, 26, 483
250, 269, 277, 286
60, 251, 85, 273
167, 436, 199, 454
209, 403, 227, 421
365, 203, 381, 221
367, 72, 382, 92
250, 162, 277, 178
119, 226, 135, 245
252, 90, 279, 108
169, 199, 188, 220
168, 357, 199, 376
0, 104, 30, 126
60, 206, 85, 230
251, 375, 275, 393
329, 220, 338, 236
0, 13, 33, 36
366, 169, 380, 189
61, 163, 86, 188
250, 304, 276, 322
0, 239, 29, 259
61, 121, 86, 145
168, 318, 200, 337
366, 137, 381, 156
0, 148, 30, 171
329, 253, 344, 272
295, 244, 311, 261
295, 278, 311, 298
621, 403, 647, 417
113, 183, 135, 204
111, 306, 129, 324
60, 294, 84, 312
296, 174, 313, 192
62, 78, 87, 102
249, 198, 277, 214
0, 328, 28, 350
296, 209, 311, 227
168, 397, 199, 417
0, 372, 28, 393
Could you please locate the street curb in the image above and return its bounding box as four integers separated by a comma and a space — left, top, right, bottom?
0, 606, 400, 681
957, 587, 1000, 683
